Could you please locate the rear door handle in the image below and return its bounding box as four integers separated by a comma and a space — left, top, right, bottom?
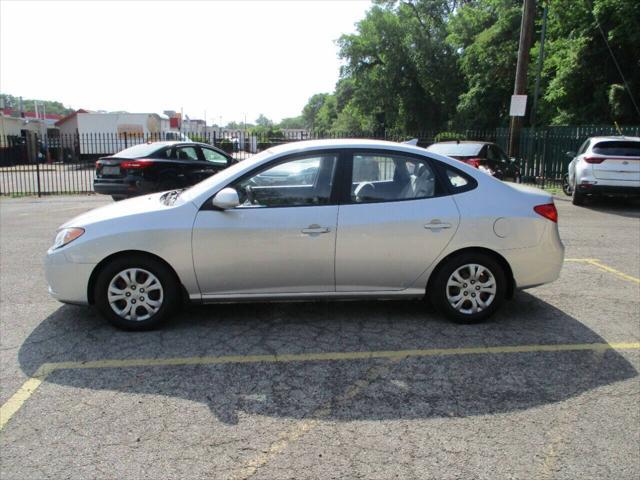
302, 224, 331, 234
424, 220, 452, 230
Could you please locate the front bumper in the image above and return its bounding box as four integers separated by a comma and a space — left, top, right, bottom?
45, 249, 96, 305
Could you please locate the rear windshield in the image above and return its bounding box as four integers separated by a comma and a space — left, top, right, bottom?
592, 141, 640, 157
427, 143, 483, 156
113, 143, 164, 159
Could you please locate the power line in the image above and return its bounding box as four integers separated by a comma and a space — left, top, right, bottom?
587, 0, 640, 118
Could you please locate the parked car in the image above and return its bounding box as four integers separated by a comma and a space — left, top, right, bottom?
46, 139, 564, 330
426, 141, 520, 182
93, 141, 234, 200
566, 136, 640, 205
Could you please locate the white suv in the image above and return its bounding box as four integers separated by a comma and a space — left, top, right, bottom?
567, 136, 640, 205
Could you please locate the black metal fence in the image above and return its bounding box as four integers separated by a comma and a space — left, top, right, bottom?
1, 126, 638, 196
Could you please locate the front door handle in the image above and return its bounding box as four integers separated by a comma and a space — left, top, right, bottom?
302, 224, 331, 234
424, 220, 452, 230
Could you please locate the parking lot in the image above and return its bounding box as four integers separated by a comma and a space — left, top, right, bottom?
0, 194, 639, 479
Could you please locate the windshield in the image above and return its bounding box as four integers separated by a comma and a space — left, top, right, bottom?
112, 143, 163, 159
180, 149, 276, 202
427, 143, 484, 156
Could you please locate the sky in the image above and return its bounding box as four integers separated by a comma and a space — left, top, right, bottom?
0, 0, 371, 125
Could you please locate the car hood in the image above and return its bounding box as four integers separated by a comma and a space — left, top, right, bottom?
60, 192, 168, 228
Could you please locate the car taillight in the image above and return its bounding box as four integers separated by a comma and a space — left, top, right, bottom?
121, 160, 154, 169
95, 160, 102, 169
584, 156, 605, 164
534, 203, 558, 223
464, 157, 482, 168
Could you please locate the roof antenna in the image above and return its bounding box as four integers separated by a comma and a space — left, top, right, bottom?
403, 138, 419, 145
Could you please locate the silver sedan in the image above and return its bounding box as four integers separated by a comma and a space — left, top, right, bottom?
45, 139, 564, 330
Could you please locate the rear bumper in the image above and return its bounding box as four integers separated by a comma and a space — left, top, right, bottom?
500, 222, 565, 289
93, 177, 153, 196
576, 184, 640, 196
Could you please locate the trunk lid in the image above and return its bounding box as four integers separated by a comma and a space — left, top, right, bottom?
591, 156, 640, 181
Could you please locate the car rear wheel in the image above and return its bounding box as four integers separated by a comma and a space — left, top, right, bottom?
111, 195, 127, 201
562, 174, 573, 196
572, 187, 586, 206
94, 256, 179, 330
430, 253, 506, 323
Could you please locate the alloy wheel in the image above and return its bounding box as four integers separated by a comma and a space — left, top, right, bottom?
445, 263, 497, 315
107, 268, 164, 321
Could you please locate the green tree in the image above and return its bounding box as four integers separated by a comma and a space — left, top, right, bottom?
337, 1, 462, 132
446, 0, 521, 129
302, 93, 333, 130
278, 115, 305, 129
255, 114, 274, 127
535, 0, 640, 124
0, 93, 74, 115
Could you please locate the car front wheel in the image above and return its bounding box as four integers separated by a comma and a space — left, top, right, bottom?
430, 253, 506, 323
94, 256, 179, 330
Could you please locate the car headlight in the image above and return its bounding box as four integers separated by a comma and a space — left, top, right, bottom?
52, 227, 85, 250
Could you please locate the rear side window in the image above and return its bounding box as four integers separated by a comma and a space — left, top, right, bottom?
350, 153, 443, 203
437, 163, 478, 194
592, 141, 640, 156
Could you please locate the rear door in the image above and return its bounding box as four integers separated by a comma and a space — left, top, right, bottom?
335, 150, 460, 292
589, 140, 640, 182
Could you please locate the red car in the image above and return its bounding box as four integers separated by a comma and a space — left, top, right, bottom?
426, 141, 520, 182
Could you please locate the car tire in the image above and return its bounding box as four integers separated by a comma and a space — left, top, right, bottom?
572, 187, 586, 206
562, 174, 572, 196
111, 195, 127, 201
94, 255, 179, 330
430, 252, 506, 324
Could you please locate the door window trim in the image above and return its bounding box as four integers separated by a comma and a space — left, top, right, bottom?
201, 149, 346, 211
341, 149, 449, 205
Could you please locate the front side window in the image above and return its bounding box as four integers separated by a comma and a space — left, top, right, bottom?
176, 146, 199, 161
201, 147, 228, 165
350, 153, 439, 203
231, 154, 338, 208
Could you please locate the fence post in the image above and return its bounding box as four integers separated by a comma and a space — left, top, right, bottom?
35, 134, 42, 197
541, 128, 549, 189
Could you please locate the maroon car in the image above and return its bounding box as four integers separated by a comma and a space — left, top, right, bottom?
426, 141, 520, 182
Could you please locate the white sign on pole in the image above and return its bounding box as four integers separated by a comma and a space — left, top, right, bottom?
509, 95, 528, 116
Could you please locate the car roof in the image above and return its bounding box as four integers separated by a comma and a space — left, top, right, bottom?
588, 136, 640, 142
435, 141, 492, 145
139, 140, 228, 150
265, 138, 430, 155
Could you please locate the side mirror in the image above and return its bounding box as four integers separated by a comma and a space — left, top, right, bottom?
566, 151, 576, 158
212, 187, 240, 210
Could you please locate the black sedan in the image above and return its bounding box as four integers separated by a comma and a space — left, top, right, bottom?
93, 142, 234, 200
425, 141, 520, 182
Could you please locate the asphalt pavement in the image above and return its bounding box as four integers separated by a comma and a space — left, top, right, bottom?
0, 193, 638, 479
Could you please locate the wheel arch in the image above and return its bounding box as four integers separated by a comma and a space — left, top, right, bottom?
87, 250, 187, 305
426, 247, 515, 299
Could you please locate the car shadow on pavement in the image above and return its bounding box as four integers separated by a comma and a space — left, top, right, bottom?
18, 292, 637, 425
579, 196, 640, 218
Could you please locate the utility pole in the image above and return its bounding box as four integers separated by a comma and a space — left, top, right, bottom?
508, 0, 536, 158
530, 1, 548, 128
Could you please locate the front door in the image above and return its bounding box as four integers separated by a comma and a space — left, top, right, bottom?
192, 152, 340, 296
336, 151, 460, 291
